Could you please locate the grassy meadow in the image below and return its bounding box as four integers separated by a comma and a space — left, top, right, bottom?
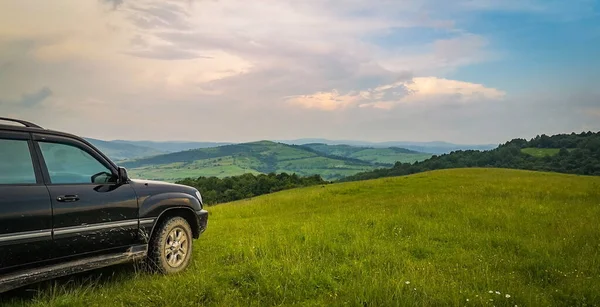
3, 168, 600, 306
520, 148, 575, 157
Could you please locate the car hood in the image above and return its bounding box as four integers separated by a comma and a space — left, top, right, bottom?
129, 179, 197, 197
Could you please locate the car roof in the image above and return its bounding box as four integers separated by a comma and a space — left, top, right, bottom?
0, 123, 84, 141
0, 118, 118, 169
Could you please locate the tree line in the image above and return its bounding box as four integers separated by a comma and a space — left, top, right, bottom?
176, 172, 328, 205
341, 131, 600, 182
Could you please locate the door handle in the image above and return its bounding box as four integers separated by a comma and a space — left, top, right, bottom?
56, 195, 80, 202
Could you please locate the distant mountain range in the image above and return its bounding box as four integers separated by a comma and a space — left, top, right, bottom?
86, 138, 497, 162
85, 138, 167, 161
111, 140, 233, 153
278, 139, 497, 154
85, 139, 232, 161
83, 137, 497, 181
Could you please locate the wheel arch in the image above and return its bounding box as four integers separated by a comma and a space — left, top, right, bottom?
149, 207, 200, 240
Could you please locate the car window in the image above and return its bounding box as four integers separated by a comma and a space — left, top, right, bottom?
0, 139, 36, 184
38, 142, 115, 184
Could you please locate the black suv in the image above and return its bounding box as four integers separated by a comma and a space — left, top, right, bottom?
0, 118, 208, 293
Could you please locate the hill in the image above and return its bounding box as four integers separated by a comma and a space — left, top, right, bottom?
8, 169, 600, 306
85, 138, 166, 161
281, 138, 497, 154
301, 143, 432, 164
343, 131, 600, 181
121, 141, 379, 181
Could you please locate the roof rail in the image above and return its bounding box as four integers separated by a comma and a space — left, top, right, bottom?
0, 117, 43, 129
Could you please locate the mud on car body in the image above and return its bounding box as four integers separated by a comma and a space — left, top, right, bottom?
0, 117, 208, 293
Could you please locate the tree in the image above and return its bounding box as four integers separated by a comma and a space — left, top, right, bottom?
342, 131, 600, 182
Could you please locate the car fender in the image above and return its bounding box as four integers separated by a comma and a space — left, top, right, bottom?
138, 192, 202, 218
137, 192, 202, 243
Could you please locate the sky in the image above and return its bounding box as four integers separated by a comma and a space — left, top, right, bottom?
0, 0, 599, 144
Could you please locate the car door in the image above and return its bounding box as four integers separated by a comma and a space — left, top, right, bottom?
0, 131, 53, 273
33, 133, 139, 258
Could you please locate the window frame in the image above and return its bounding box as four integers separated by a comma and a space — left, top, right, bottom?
0, 130, 44, 186
32, 133, 118, 186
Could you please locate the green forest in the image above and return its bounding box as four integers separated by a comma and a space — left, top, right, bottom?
342, 131, 600, 181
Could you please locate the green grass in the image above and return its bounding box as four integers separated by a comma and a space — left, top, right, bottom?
5, 169, 600, 306
521, 148, 575, 157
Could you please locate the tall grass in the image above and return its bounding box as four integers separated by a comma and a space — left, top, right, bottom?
3, 168, 600, 306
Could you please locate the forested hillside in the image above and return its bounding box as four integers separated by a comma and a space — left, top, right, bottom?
122, 141, 377, 181
343, 131, 600, 181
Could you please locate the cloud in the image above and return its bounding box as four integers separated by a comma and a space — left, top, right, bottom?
0, 87, 53, 108
0, 0, 491, 102
377, 34, 494, 75
288, 77, 505, 111
0, 0, 595, 144
21, 87, 53, 107
403, 77, 506, 102
287, 90, 363, 111
101, 0, 125, 10
124, 45, 213, 60
584, 108, 600, 117
128, 1, 192, 30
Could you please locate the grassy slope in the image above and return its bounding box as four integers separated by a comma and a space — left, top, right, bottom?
7, 169, 600, 306
124, 141, 374, 181
350, 148, 432, 164
302, 143, 432, 165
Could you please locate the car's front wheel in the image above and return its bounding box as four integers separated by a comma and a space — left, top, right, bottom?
148, 216, 193, 274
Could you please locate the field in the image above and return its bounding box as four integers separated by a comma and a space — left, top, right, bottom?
127, 157, 264, 181
4, 169, 600, 306
348, 148, 432, 164
302, 144, 432, 165
520, 148, 575, 157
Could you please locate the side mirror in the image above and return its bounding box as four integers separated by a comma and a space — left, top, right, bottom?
117, 167, 129, 184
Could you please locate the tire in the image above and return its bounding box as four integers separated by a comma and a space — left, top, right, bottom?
148, 216, 193, 274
